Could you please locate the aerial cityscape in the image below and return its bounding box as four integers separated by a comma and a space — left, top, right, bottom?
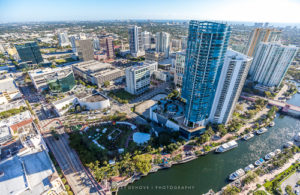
1, 0, 300, 195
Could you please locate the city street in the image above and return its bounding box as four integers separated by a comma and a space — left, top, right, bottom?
42, 119, 104, 195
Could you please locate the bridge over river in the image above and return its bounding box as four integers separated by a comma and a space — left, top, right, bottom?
241, 95, 300, 116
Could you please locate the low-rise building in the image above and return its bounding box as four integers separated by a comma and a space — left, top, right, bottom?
0, 110, 33, 146
0, 74, 22, 104
72, 60, 124, 87
153, 70, 171, 82
52, 90, 110, 116
28, 66, 76, 92
145, 49, 165, 62
0, 125, 12, 145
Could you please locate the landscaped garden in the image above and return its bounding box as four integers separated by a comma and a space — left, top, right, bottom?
0, 106, 28, 119
68, 117, 186, 185
69, 123, 138, 162
264, 160, 300, 194
108, 89, 136, 104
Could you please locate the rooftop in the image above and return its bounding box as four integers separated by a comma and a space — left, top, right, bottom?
0, 150, 54, 195
0, 75, 19, 93
73, 60, 123, 78
158, 58, 172, 65
226, 49, 252, 61
0, 125, 11, 143
0, 100, 26, 113
92, 67, 122, 77
0, 110, 32, 128
73, 60, 111, 72
128, 64, 150, 71
81, 93, 106, 102
28, 66, 72, 77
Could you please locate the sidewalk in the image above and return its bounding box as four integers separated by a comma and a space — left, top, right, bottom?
240, 153, 300, 194
214, 84, 289, 145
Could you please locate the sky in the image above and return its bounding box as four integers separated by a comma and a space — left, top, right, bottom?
0, 0, 300, 24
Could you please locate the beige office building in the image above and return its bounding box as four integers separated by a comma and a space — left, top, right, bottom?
72, 60, 124, 87
75, 40, 94, 61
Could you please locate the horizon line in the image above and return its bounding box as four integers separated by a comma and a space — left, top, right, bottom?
1, 19, 300, 25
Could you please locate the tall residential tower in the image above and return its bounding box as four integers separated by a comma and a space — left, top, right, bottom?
142, 31, 151, 51
58, 33, 70, 47
181, 21, 231, 127
128, 26, 144, 57
209, 50, 252, 124
156, 32, 170, 58
243, 28, 281, 57
105, 37, 114, 59
249, 42, 298, 87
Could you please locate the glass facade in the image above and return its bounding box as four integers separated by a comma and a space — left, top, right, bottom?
181, 21, 231, 126
15, 42, 43, 64
48, 73, 76, 93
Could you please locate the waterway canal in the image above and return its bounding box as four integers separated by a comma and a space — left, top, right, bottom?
119, 92, 300, 195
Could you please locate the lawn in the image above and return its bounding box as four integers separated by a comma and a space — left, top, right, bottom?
109, 89, 136, 104
86, 123, 133, 151
55, 58, 76, 65
55, 59, 67, 64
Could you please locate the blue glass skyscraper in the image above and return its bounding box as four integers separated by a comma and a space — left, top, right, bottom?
15, 42, 43, 64
181, 21, 231, 127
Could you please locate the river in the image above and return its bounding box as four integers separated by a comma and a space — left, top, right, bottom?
119, 92, 300, 195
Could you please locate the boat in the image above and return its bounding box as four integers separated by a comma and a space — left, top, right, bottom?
215, 140, 238, 153
229, 169, 245, 181
294, 132, 300, 142
297, 90, 300, 94
243, 133, 254, 141
269, 122, 275, 127
265, 152, 275, 160
244, 164, 255, 172
254, 158, 265, 166
256, 128, 268, 135
274, 149, 281, 155
283, 141, 294, 148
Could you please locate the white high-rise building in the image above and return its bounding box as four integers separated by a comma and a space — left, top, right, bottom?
156, 32, 170, 58
125, 61, 157, 95
209, 50, 252, 124
243, 28, 281, 57
125, 65, 150, 95
58, 33, 70, 47
93, 38, 100, 50
128, 26, 144, 57
174, 52, 185, 87
142, 31, 151, 51
249, 43, 298, 87
70, 36, 80, 54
